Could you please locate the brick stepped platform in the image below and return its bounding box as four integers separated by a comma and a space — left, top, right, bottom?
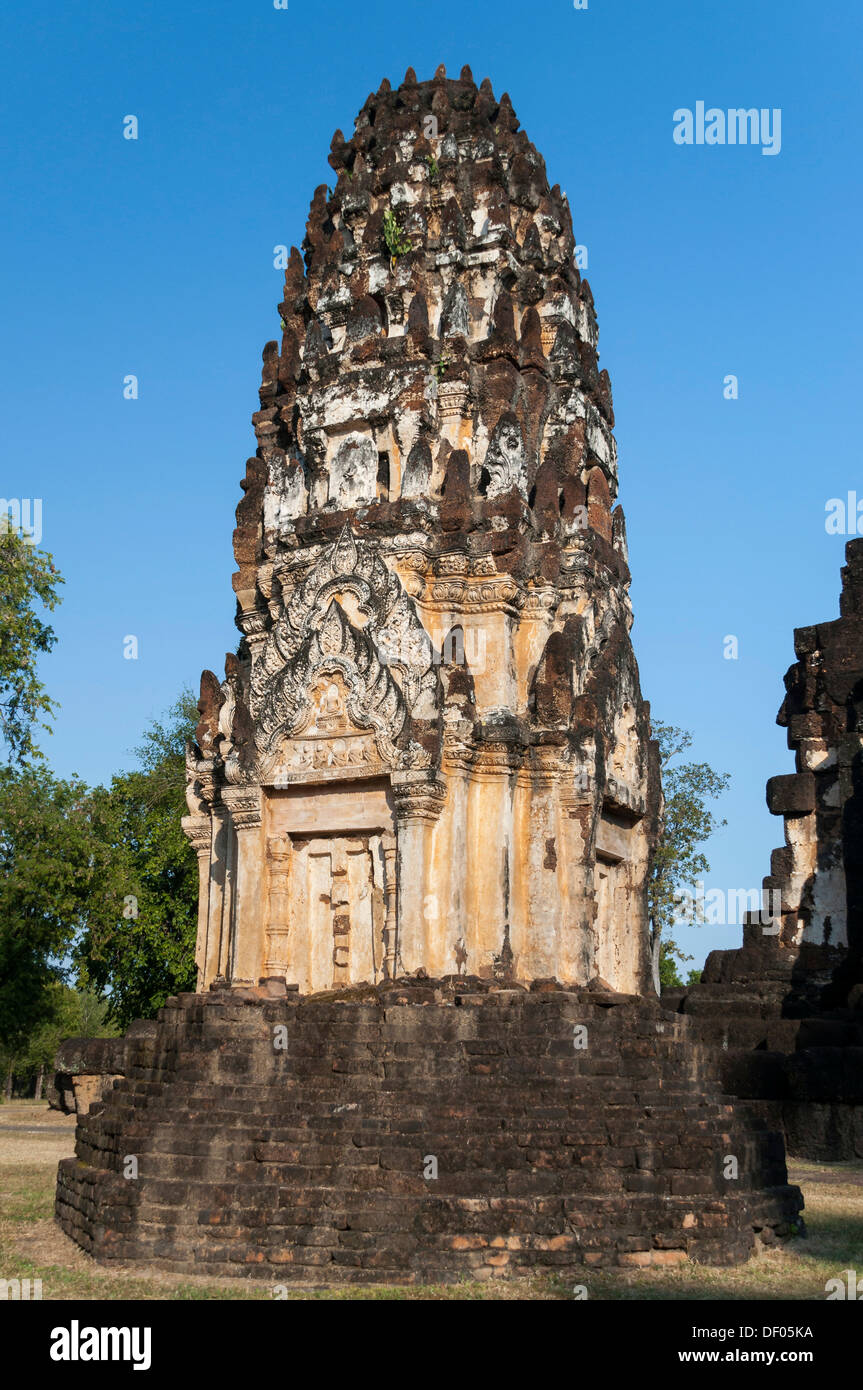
55, 979, 803, 1282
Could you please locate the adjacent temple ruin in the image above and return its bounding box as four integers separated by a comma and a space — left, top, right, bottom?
672, 540, 863, 1161
55, 67, 802, 1280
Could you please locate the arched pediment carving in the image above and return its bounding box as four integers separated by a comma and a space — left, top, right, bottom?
252, 525, 439, 779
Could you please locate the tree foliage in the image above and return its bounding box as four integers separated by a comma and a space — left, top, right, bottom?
0, 526, 201, 1050
648, 722, 730, 994
0, 762, 93, 1055
658, 942, 704, 990
25, 983, 118, 1069
658, 940, 688, 991
0, 524, 63, 763
75, 691, 200, 1028
1, 984, 118, 1100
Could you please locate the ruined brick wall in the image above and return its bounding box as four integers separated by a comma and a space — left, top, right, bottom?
47, 1037, 125, 1117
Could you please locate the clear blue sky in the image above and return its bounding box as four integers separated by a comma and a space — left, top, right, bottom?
2, 1, 861, 970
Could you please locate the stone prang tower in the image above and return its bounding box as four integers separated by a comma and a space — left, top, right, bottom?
184, 62, 659, 998
56, 69, 802, 1281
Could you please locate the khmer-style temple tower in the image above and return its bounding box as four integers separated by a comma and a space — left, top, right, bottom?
183, 62, 659, 997
55, 69, 802, 1280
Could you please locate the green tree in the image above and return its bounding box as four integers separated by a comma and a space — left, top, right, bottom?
76, 691, 200, 1028
18, 984, 117, 1100
0, 763, 94, 1064
656, 948, 704, 992
648, 722, 730, 995
0, 525, 79, 1092
658, 940, 688, 990
0, 522, 63, 763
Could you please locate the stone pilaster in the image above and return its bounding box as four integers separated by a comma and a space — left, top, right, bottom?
381, 832, 398, 978
180, 814, 212, 989
221, 785, 264, 986
263, 834, 292, 979
392, 776, 445, 976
